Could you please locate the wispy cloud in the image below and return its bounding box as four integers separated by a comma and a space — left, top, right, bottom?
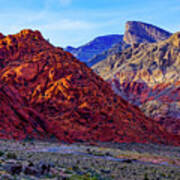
0, 0, 179, 47
40, 19, 95, 31
0, 9, 100, 47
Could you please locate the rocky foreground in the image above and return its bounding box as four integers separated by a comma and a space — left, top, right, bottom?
0, 140, 179, 180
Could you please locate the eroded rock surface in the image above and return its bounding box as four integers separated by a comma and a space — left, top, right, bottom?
93, 32, 180, 136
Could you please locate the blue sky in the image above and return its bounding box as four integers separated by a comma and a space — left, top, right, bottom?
0, 0, 179, 47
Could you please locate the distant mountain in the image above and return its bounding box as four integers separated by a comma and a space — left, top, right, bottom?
65, 34, 123, 63
88, 41, 130, 66
93, 32, 180, 136
0, 29, 179, 145
89, 21, 172, 66
124, 21, 172, 44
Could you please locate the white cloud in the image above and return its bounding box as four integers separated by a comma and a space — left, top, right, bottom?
40, 19, 96, 31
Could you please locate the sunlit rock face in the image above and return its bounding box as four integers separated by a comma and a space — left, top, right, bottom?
93, 32, 180, 136
0, 29, 179, 145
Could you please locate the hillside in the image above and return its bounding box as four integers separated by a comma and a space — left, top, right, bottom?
93, 32, 180, 136
0, 29, 179, 145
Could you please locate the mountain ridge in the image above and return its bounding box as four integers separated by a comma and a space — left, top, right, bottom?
86, 21, 172, 66
65, 34, 123, 63
0, 29, 179, 145
93, 32, 180, 136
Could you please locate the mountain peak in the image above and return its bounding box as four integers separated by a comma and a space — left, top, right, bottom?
18, 29, 44, 40
124, 21, 172, 44
0, 29, 53, 69
0, 33, 4, 39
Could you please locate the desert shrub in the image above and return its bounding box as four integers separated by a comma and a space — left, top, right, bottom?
6, 152, 17, 159
69, 174, 99, 180
0, 151, 4, 157
144, 173, 149, 180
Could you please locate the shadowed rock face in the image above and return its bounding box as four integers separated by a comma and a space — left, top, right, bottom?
124, 21, 172, 45
93, 32, 180, 136
0, 29, 179, 145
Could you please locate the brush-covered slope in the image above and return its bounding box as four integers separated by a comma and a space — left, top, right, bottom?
89, 21, 171, 67
0, 29, 179, 145
93, 32, 180, 136
65, 34, 123, 64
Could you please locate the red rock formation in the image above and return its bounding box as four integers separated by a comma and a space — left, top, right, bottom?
0, 30, 179, 145
0, 84, 50, 140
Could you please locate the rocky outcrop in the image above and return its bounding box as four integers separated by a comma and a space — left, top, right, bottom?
0, 29, 179, 145
93, 32, 180, 136
124, 21, 172, 45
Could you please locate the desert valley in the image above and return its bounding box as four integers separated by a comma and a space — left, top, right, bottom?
0, 19, 179, 179
0, 1, 180, 179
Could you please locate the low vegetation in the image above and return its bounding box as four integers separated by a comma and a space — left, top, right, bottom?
0, 140, 179, 179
